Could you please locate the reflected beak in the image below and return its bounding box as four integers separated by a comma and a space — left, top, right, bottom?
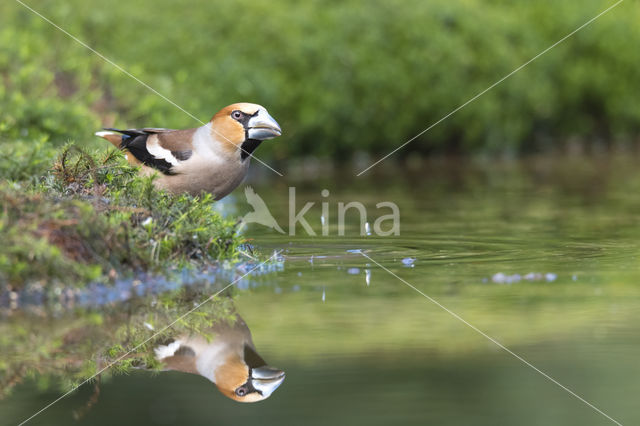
251, 366, 285, 398
247, 109, 282, 140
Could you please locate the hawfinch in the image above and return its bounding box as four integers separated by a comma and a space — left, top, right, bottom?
95, 103, 281, 200
154, 314, 285, 402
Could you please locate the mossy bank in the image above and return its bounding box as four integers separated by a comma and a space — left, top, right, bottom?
0, 146, 244, 291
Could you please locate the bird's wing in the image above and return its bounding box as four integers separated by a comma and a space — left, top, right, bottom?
155, 128, 196, 161
156, 344, 199, 374
104, 128, 196, 175
141, 127, 176, 133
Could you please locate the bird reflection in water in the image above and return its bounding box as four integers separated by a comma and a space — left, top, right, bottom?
0, 287, 285, 414
154, 312, 285, 402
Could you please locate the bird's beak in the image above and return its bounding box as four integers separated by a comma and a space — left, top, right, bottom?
247, 110, 282, 140
251, 366, 285, 398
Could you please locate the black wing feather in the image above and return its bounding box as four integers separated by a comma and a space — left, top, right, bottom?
104, 128, 176, 175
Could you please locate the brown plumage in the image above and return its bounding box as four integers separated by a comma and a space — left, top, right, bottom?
95, 103, 281, 200
154, 314, 285, 403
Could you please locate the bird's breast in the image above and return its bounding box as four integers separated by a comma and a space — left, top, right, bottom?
155, 153, 249, 198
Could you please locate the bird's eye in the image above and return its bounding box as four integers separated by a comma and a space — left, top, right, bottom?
231, 110, 243, 120
235, 386, 248, 397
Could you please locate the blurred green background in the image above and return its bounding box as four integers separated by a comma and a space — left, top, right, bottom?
1, 0, 639, 166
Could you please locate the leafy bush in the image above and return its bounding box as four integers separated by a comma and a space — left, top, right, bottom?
1, 0, 639, 159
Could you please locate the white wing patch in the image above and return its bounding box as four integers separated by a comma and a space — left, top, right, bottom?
146, 135, 180, 166
154, 340, 182, 359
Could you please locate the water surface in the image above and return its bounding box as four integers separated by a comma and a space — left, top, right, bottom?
2, 155, 640, 425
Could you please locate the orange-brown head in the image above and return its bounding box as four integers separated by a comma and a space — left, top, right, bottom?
210, 103, 281, 159
213, 345, 285, 403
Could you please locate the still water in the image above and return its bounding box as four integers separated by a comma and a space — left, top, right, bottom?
2, 155, 640, 425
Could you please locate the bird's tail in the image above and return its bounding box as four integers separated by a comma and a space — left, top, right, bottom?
94, 129, 143, 166
94, 130, 123, 148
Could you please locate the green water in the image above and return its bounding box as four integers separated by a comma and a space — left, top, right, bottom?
3, 155, 640, 425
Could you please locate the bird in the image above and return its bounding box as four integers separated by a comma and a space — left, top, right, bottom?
95, 103, 281, 200
241, 186, 285, 233
154, 313, 285, 402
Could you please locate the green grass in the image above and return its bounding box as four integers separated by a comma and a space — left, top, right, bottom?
0, 146, 243, 289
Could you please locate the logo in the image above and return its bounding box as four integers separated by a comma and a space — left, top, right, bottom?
240, 186, 285, 233
240, 187, 400, 236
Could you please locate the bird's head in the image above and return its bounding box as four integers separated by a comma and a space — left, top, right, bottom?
213, 344, 285, 403
210, 103, 281, 160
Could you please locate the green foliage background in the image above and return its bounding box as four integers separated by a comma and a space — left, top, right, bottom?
1, 0, 638, 162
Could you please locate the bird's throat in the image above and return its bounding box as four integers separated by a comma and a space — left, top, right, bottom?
240, 139, 262, 160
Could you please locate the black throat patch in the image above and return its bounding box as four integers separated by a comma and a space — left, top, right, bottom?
240, 139, 263, 161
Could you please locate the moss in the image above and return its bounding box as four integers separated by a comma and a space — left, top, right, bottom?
0, 138, 57, 182
0, 145, 244, 289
